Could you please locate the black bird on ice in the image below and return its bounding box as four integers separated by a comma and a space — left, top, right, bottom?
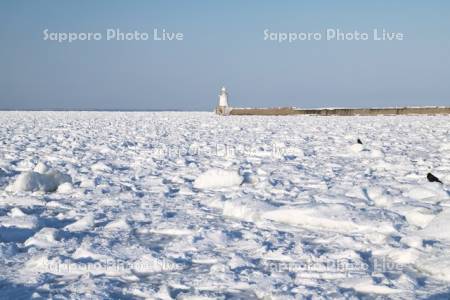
427, 173, 443, 184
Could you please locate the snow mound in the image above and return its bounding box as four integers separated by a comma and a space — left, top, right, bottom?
283, 146, 304, 158
24, 227, 59, 248
349, 144, 365, 153
132, 254, 182, 275
400, 206, 436, 228
222, 197, 274, 222
23, 254, 122, 277
340, 278, 402, 294
33, 162, 50, 173
72, 243, 110, 261
406, 183, 448, 200
348, 143, 384, 158
7, 170, 72, 193
417, 253, 450, 282
366, 186, 392, 207
104, 218, 131, 231
193, 169, 243, 189
386, 247, 421, 264
439, 142, 450, 151
150, 228, 194, 236
419, 208, 450, 242
261, 204, 396, 234
64, 213, 95, 232
57, 182, 74, 193
200, 195, 274, 223
91, 162, 112, 173
0, 207, 39, 229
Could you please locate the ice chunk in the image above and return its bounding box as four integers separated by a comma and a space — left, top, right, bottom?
0, 207, 39, 229
417, 253, 450, 282
222, 197, 273, 222
400, 206, 436, 228
91, 162, 112, 173
193, 169, 243, 189
7, 170, 71, 193
406, 183, 448, 201
262, 203, 396, 234
349, 144, 365, 153
57, 182, 73, 193
72, 244, 109, 261
150, 228, 193, 236
366, 186, 392, 208
419, 208, 450, 242
104, 218, 131, 231
132, 254, 181, 275
24, 227, 58, 248
33, 162, 49, 173
64, 213, 95, 232
340, 278, 402, 294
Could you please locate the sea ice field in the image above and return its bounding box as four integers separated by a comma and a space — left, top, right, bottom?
0, 111, 450, 299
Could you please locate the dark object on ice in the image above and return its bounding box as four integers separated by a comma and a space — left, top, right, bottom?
357, 138, 363, 145
427, 173, 443, 184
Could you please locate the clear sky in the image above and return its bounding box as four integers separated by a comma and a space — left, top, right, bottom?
1, 0, 449, 110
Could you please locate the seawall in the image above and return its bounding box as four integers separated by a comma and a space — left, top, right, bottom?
215, 106, 450, 116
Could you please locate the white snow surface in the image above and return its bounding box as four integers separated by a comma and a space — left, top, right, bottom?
0, 111, 450, 299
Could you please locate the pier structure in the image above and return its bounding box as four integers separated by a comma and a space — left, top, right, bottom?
215, 88, 450, 116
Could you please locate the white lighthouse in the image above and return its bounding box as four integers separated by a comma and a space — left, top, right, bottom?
218, 86, 229, 107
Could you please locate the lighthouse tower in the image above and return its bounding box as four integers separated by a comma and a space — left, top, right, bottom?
219, 87, 229, 107
216, 86, 232, 115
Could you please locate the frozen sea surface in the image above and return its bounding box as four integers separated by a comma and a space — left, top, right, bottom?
0, 111, 450, 299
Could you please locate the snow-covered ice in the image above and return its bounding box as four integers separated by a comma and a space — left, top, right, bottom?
0, 111, 450, 299
193, 168, 243, 189
7, 170, 71, 193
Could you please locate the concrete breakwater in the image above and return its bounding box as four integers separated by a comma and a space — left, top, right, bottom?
215, 106, 450, 116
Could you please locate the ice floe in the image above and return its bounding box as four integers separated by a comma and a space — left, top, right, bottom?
0, 111, 449, 298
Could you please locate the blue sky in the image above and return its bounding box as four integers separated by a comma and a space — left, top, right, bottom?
1, 0, 449, 110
